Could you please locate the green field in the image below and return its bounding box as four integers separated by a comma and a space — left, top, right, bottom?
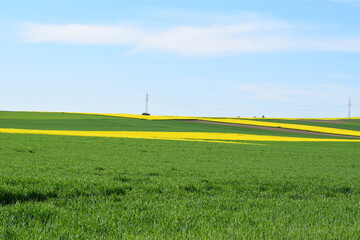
0, 112, 359, 239
0, 111, 352, 139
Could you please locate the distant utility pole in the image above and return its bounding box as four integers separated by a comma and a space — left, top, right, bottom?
348, 97, 352, 119
142, 91, 150, 115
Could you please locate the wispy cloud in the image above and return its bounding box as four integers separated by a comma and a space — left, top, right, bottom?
21, 17, 360, 56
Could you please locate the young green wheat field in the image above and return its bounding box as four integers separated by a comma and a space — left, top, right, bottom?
0, 111, 359, 239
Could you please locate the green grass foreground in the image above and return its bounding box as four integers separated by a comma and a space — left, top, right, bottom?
0, 112, 359, 239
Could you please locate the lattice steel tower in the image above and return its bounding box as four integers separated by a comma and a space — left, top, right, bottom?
142, 91, 150, 115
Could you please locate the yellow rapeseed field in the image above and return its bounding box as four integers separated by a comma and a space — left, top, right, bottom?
200, 118, 360, 137
74, 112, 360, 137
1, 128, 360, 144
74, 112, 360, 121
73, 112, 196, 120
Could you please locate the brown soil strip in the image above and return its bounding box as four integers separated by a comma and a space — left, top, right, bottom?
184, 120, 360, 139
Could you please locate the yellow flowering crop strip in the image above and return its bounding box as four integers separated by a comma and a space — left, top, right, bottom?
75, 112, 360, 121
72, 112, 197, 120
74, 112, 360, 137
195, 118, 360, 137
1, 128, 360, 144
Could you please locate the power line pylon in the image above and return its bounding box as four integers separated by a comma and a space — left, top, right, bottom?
142, 91, 150, 115
348, 97, 352, 119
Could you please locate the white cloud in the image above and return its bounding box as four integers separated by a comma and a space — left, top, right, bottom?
21, 19, 360, 56
22, 23, 143, 45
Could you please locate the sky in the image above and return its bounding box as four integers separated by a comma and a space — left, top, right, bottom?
1, 0, 360, 118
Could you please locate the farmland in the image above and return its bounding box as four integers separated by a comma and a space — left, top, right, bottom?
0, 111, 359, 239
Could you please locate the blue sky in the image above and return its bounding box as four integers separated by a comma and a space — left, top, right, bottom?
1, 0, 360, 117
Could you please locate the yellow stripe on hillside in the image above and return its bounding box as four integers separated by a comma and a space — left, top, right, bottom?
1, 128, 360, 143
74, 112, 360, 121
73, 112, 360, 137
198, 118, 360, 137
73, 112, 197, 120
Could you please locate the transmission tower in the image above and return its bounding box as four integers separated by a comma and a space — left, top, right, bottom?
142, 91, 150, 115
348, 97, 352, 119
